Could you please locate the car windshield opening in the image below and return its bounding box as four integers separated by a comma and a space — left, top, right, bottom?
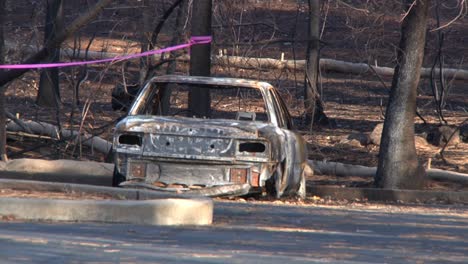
131, 82, 269, 122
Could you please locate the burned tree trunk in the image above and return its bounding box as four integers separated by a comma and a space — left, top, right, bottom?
188, 0, 212, 117
375, 0, 429, 189
304, 0, 329, 127
0, 0, 7, 161
37, 0, 63, 107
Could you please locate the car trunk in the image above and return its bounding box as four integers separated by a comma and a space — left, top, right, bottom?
115, 116, 277, 188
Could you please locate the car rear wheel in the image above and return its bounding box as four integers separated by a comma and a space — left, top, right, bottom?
266, 162, 284, 198
112, 166, 126, 187
265, 176, 276, 197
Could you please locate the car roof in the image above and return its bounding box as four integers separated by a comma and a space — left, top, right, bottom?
149, 75, 274, 91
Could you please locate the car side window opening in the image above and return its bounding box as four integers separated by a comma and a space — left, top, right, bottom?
269, 89, 293, 129
277, 92, 294, 129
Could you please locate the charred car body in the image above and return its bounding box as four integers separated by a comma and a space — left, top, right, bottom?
112, 75, 310, 197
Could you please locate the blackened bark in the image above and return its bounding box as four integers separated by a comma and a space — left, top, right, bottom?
0, 0, 7, 160
304, 0, 329, 127
188, 0, 211, 117
375, 0, 429, 189
37, 0, 63, 107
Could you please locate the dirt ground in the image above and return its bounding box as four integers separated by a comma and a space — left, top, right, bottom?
2, 0, 467, 195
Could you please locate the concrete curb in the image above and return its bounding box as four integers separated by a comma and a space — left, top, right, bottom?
0, 198, 213, 225
307, 185, 468, 204
0, 179, 213, 225
0, 179, 193, 200
0, 159, 113, 186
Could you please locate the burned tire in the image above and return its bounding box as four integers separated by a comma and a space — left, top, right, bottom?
265, 176, 277, 197
112, 166, 126, 187
266, 163, 283, 198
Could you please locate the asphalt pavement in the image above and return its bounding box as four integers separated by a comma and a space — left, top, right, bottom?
0, 201, 467, 263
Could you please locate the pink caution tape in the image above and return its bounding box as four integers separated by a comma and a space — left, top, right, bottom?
0, 36, 212, 69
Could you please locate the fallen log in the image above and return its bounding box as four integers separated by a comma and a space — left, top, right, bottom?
7, 40, 467, 80
6, 120, 112, 154
310, 160, 376, 178
214, 56, 468, 80
427, 168, 468, 184
308, 160, 468, 184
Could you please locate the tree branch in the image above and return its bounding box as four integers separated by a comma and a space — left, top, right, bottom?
0, 0, 112, 86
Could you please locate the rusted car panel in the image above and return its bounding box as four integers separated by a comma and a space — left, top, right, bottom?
112, 75, 310, 198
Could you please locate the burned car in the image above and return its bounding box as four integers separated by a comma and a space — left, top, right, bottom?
112, 75, 311, 198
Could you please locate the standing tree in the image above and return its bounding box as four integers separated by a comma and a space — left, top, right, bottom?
188, 0, 212, 117
0, 0, 6, 161
37, 0, 63, 107
142, 0, 185, 83
374, 0, 429, 189
166, 0, 187, 75
304, 0, 329, 127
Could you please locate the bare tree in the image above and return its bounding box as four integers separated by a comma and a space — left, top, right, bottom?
374, 0, 429, 189
0, 0, 112, 87
304, 0, 330, 127
188, 0, 212, 117
0, 0, 112, 161
37, 0, 63, 107
0, 0, 6, 161
166, 0, 187, 75
142, 0, 185, 83
429, 0, 449, 125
